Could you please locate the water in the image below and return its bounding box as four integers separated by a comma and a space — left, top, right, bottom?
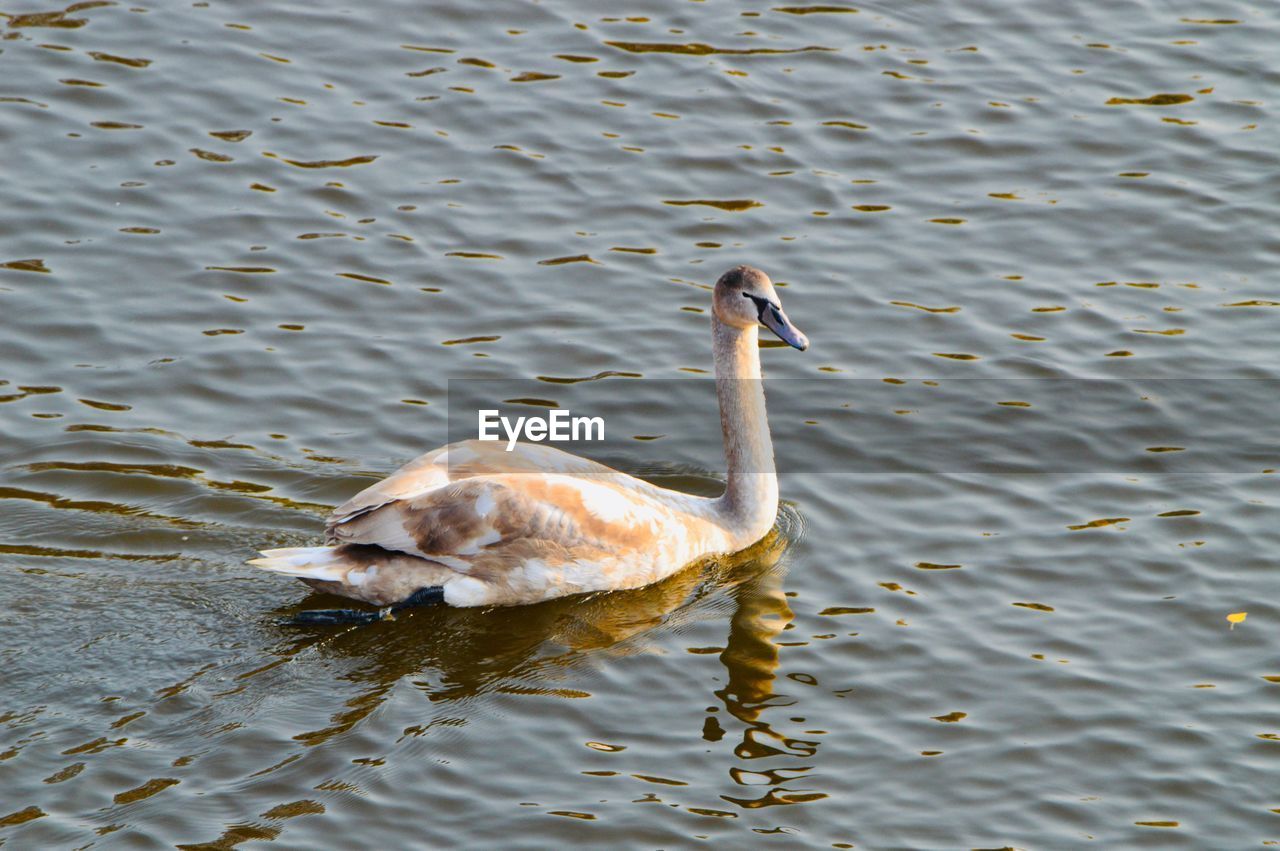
2, 0, 1277, 847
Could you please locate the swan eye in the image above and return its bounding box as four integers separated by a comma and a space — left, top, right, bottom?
742, 292, 776, 319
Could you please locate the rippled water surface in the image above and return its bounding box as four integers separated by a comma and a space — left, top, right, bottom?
2, 0, 1278, 847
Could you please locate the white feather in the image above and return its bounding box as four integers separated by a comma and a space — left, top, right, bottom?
248, 546, 348, 581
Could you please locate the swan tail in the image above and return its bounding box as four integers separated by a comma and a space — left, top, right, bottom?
247, 546, 350, 581
250, 544, 468, 609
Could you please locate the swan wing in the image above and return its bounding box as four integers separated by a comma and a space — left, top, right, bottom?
325, 447, 451, 534
315, 441, 728, 604
325, 439, 628, 538
327, 471, 679, 569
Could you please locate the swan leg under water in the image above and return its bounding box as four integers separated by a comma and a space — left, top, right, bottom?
289, 585, 445, 626
249, 265, 808, 612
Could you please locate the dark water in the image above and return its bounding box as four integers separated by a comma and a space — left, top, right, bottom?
2, 0, 1277, 847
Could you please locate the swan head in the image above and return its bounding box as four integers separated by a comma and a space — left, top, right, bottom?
713, 265, 809, 351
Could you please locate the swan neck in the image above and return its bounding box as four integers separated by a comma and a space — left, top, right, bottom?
712, 317, 778, 545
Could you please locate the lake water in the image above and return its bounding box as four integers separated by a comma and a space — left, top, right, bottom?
2, 0, 1277, 847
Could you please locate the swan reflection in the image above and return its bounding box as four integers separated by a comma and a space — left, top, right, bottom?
271, 505, 823, 815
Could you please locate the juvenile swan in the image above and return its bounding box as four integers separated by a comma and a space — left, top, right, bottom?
250, 265, 807, 609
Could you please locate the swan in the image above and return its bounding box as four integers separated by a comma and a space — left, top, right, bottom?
249, 265, 807, 612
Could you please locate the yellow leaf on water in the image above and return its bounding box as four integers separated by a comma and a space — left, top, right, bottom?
1227, 612, 1247, 628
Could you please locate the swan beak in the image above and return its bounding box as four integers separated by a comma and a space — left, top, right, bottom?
760, 304, 809, 351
